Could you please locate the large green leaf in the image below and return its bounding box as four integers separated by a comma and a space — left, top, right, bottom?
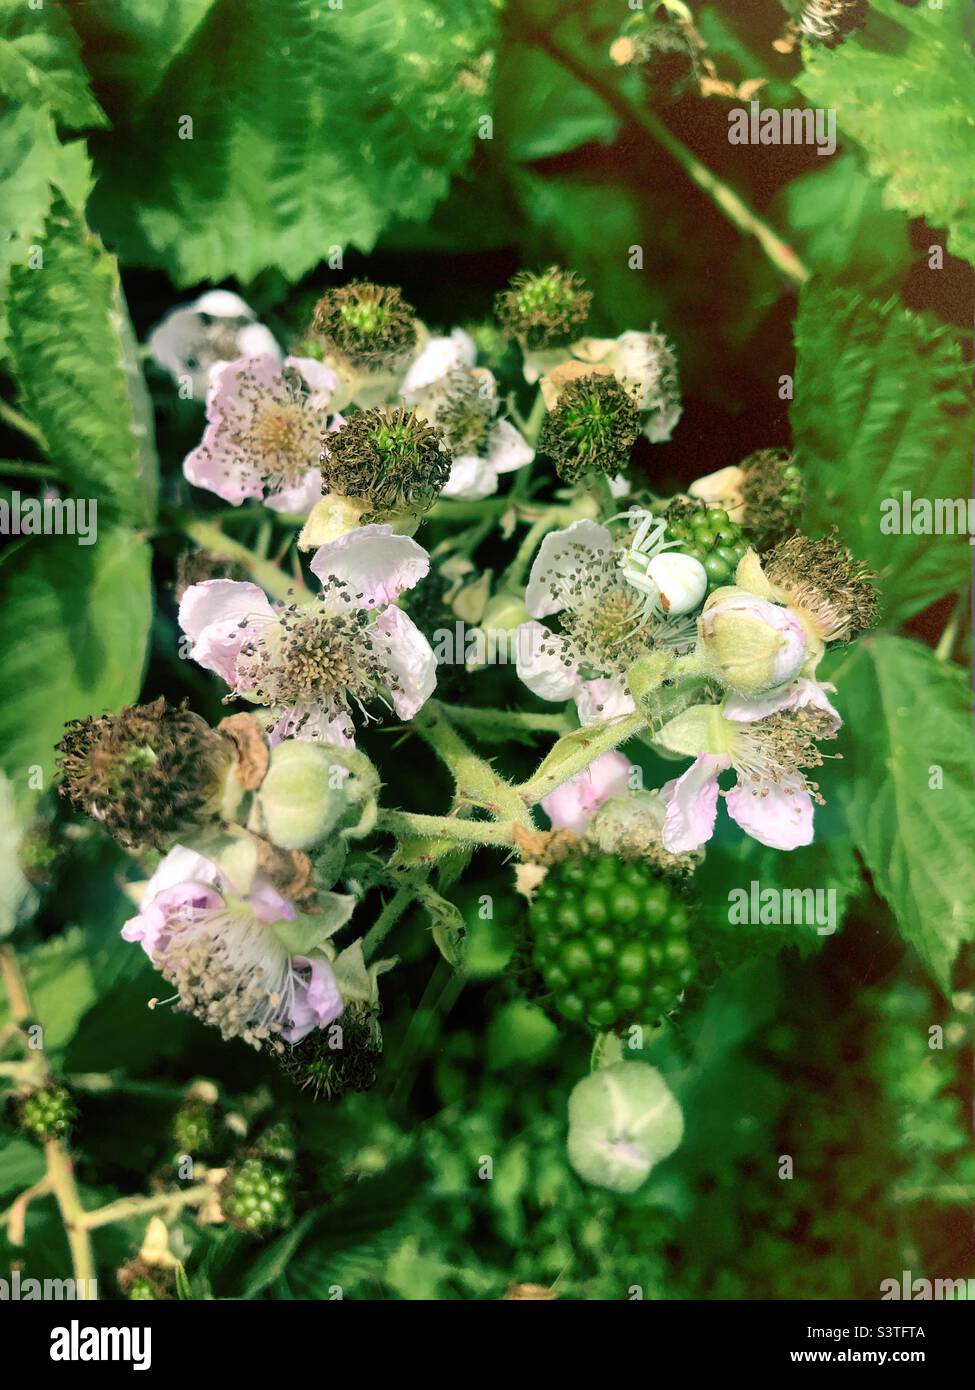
791, 280, 972, 622
83, 0, 496, 285
64, 0, 218, 111
0, 529, 152, 805
799, 0, 975, 267
0, 0, 106, 129
834, 636, 975, 989
0, 104, 91, 355
7, 199, 158, 525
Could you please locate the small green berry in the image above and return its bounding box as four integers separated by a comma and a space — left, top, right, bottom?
527, 854, 697, 1031
17, 1085, 76, 1143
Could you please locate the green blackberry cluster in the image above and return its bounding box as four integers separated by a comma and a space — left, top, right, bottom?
173, 1101, 217, 1157
666, 502, 746, 590
222, 1157, 293, 1236
17, 1085, 76, 1143
528, 854, 696, 1031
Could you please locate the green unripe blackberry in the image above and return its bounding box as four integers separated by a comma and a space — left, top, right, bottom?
665, 501, 747, 591
222, 1158, 293, 1236
172, 1102, 217, 1157
17, 1085, 76, 1143
528, 854, 696, 1031
127, 1278, 157, 1301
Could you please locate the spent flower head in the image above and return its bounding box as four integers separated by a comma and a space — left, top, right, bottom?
57, 698, 236, 850
311, 281, 418, 369
538, 370, 640, 483
495, 266, 591, 350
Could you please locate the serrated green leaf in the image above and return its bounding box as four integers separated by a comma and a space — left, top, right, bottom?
769, 153, 912, 288
835, 636, 975, 988
791, 281, 973, 622
798, 0, 975, 267
0, 103, 91, 356
7, 199, 158, 525
495, 41, 619, 162
0, 926, 97, 1056
84, 0, 496, 285
65, 0, 218, 110
0, 529, 152, 806
0, 0, 106, 129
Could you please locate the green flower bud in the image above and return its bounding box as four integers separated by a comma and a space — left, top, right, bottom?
256, 741, 347, 851
698, 587, 809, 696
567, 1061, 683, 1194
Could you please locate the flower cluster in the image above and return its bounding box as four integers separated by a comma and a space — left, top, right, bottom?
54, 265, 878, 1085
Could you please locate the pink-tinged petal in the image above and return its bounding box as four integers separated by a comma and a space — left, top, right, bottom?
725, 778, 814, 850
401, 330, 476, 397
284, 356, 340, 405
660, 754, 727, 852
183, 438, 264, 504
264, 468, 323, 516
441, 454, 499, 500
310, 525, 430, 609
515, 621, 580, 702
525, 520, 614, 619
247, 876, 299, 924
209, 353, 285, 405
179, 579, 276, 684
541, 750, 632, 834
485, 418, 534, 474
280, 956, 344, 1042
267, 704, 355, 748
140, 846, 225, 903
575, 678, 635, 726
373, 606, 437, 719
723, 677, 842, 732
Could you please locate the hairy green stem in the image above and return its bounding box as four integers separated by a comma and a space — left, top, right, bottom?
377, 809, 517, 847
361, 885, 417, 961
412, 701, 536, 829
183, 518, 306, 601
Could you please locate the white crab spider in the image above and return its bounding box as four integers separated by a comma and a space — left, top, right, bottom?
610, 507, 708, 622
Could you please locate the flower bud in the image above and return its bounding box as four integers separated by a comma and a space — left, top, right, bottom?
698, 588, 809, 696
255, 741, 346, 851
567, 1061, 683, 1194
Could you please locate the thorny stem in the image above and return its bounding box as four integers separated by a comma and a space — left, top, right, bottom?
512, 17, 809, 289
183, 518, 308, 601
0, 945, 97, 1296
443, 704, 575, 739
377, 809, 519, 848
412, 701, 536, 830
82, 1183, 214, 1232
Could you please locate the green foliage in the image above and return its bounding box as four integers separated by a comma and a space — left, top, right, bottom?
80, 0, 496, 285
0, 0, 106, 130
0, 530, 152, 805
835, 636, 975, 989
792, 281, 973, 622
7, 199, 158, 526
800, 0, 975, 267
